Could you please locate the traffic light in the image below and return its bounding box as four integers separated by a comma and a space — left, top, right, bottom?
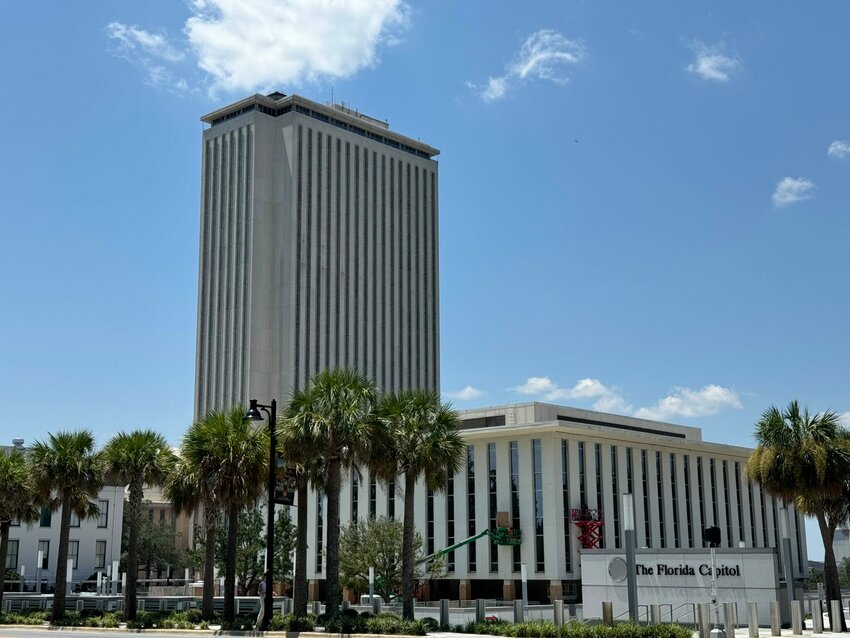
703, 526, 721, 547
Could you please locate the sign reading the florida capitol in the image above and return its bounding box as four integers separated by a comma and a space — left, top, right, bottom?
634, 562, 742, 577
581, 549, 781, 625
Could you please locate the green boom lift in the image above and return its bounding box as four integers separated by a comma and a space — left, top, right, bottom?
418, 523, 521, 565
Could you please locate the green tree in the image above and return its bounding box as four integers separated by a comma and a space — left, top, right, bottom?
282, 368, 377, 616
0, 449, 39, 607
30, 430, 103, 621
274, 508, 297, 592
103, 430, 176, 621
747, 401, 850, 630
165, 459, 219, 619
339, 516, 441, 602
122, 510, 183, 577
176, 407, 268, 623
370, 390, 464, 619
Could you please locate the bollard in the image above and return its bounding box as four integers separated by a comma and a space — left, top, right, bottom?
372, 596, 382, 615
602, 601, 614, 627
699, 603, 711, 638
650, 604, 661, 625
568, 604, 577, 620
811, 599, 823, 634
440, 599, 450, 628
724, 603, 735, 634
553, 600, 564, 628
284, 598, 293, 615
312, 601, 321, 617
791, 600, 803, 635
832, 600, 843, 632
342, 599, 349, 611
770, 601, 781, 636
476, 599, 487, 623
513, 599, 524, 623
748, 602, 758, 638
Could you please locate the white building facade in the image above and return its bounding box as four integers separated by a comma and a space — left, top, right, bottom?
301, 402, 808, 603
195, 93, 441, 417
3, 439, 124, 591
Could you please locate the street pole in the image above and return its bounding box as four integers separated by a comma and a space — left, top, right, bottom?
265, 399, 277, 630
623, 493, 638, 623
779, 503, 794, 628
246, 398, 278, 631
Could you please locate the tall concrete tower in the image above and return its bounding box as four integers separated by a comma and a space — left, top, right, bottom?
194, 92, 440, 417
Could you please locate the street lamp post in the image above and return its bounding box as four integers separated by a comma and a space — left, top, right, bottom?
245, 398, 277, 631
778, 502, 794, 628
622, 493, 638, 623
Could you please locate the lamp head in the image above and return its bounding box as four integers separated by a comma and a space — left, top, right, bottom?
244, 399, 264, 421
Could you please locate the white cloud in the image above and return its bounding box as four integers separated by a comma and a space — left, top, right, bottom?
772, 177, 816, 207
828, 140, 850, 159
107, 0, 408, 95
686, 41, 741, 82
185, 0, 408, 94
634, 385, 742, 421
471, 29, 585, 102
511, 376, 741, 421
839, 412, 850, 428
106, 22, 190, 92
445, 386, 484, 401
511, 376, 632, 414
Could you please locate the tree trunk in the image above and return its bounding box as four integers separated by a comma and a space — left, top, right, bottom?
817, 512, 845, 631
0, 521, 9, 608
223, 503, 239, 624
401, 472, 416, 620
294, 478, 309, 616
52, 493, 73, 621
124, 479, 143, 621
325, 457, 342, 617
202, 506, 217, 620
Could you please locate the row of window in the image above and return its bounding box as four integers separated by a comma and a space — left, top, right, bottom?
5, 539, 108, 571
26, 500, 110, 529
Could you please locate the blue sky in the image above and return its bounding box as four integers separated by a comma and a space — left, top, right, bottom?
1, 1, 848, 558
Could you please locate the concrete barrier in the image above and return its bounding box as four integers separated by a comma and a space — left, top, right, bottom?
748, 602, 758, 638
791, 600, 803, 635
770, 601, 780, 636
698, 603, 711, 638
513, 599, 524, 623
602, 601, 613, 627
553, 600, 564, 628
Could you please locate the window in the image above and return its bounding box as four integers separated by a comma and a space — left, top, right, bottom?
611, 446, 620, 548
697, 457, 707, 536
315, 490, 324, 573
467, 445, 476, 572
683, 455, 694, 548
40, 506, 52, 528
510, 441, 520, 571
95, 541, 107, 568
70, 510, 80, 527
387, 480, 395, 520
656, 451, 665, 548
10, 517, 19, 527
369, 475, 377, 520
561, 440, 572, 572
670, 454, 680, 548
98, 500, 109, 528
38, 541, 49, 569
427, 489, 435, 555
350, 467, 359, 522
532, 439, 545, 571
159, 509, 166, 522
69, 540, 79, 569
723, 460, 732, 546
488, 443, 498, 572
5, 540, 19, 570
641, 450, 650, 545
735, 462, 746, 545
578, 442, 587, 507
748, 479, 757, 546
446, 474, 455, 571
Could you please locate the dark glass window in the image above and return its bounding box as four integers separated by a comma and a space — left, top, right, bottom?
641, 450, 650, 545
467, 445, 476, 572
40, 506, 52, 528
532, 439, 545, 571
427, 489, 435, 555
510, 441, 520, 572
578, 442, 587, 507
38, 541, 49, 569
684, 455, 694, 547
388, 480, 395, 520
611, 446, 620, 548
316, 490, 324, 573
5, 540, 18, 570
656, 451, 666, 548
351, 468, 359, 522
723, 460, 732, 546
369, 475, 377, 520
735, 462, 745, 545
446, 475, 455, 571
95, 540, 107, 568
561, 440, 572, 572
488, 443, 498, 571
670, 454, 680, 548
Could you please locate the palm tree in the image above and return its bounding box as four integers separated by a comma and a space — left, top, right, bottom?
165, 459, 219, 620
276, 419, 326, 617
747, 401, 850, 630
102, 430, 176, 621
283, 368, 376, 616
0, 449, 39, 607
30, 430, 103, 621
370, 389, 465, 620
176, 407, 268, 624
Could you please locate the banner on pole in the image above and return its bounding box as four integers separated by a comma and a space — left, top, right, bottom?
274, 453, 297, 506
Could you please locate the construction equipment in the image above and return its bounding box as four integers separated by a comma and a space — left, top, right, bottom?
571, 507, 605, 549
418, 525, 521, 565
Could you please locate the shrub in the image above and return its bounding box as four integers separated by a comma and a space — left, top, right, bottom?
454, 620, 693, 638
268, 613, 317, 631
0, 610, 49, 625
325, 609, 365, 633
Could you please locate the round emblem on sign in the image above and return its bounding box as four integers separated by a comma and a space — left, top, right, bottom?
608, 557, 628, 582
